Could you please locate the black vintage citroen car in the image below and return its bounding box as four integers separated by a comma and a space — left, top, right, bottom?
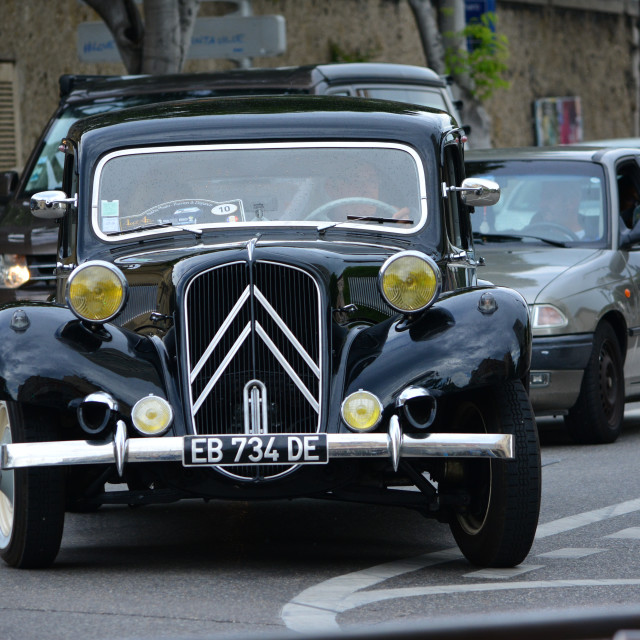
0, 96, 540, 569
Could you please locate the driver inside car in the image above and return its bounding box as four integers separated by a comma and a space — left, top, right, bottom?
528, 181, 588, 239
322, 162, 410, 222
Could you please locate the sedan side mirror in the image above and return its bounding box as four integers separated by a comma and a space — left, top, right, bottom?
459, 178, 500, 207
0, 171, 19, 199
30, 190, 76, 219
444, 178, 500, 207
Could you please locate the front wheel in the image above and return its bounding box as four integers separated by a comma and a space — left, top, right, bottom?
0, 401, 65, 568
564, 322, 624, 444
446, 381, 541, 568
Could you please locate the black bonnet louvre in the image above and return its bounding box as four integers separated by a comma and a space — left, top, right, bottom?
184, 260, 322, 480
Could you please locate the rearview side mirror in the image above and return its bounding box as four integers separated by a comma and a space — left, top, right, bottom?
0, 171, 19, 199
444, 177, 500, 207
30, 190, 77, 219
459, 178, 500, 207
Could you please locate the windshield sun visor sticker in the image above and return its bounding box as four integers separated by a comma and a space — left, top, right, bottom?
101, 200, 120, 233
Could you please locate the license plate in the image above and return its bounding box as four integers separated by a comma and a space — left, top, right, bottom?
183, 434, 328, 467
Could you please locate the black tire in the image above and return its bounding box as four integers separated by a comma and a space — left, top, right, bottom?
447, 380, 541, 568
0, 401, 65, 568
564, 322, 624, 444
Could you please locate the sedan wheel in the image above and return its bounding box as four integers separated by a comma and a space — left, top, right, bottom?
0, 401, 65, 568
565, 322, 624, 444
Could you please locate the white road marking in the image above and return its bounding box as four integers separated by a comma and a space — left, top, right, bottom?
338, 579, 640, 611
281, 496, 640, 632
534, 497, 640, 538
605, 527, 640, 539
463, 565, 543, 579
536, 548, 607, 558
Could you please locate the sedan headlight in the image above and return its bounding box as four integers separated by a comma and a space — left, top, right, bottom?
66, 261, 128, 323
0, 254, 29, 288
531, 304, 568, 328
379, 251, 441, 313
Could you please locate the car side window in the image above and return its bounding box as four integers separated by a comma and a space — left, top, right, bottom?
616, 161, 640, 230
58, 152, 77, 261
442, 142, 469, 251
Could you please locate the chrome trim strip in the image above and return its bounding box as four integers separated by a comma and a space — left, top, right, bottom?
254, 286, 320, 378
0, 432, 514, 470
192, 322, 252, 415
189, 285, 251, 383
255, 322, 320, 413
92, 141, 428, 242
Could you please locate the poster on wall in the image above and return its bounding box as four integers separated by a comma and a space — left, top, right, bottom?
533, 96, 583, 146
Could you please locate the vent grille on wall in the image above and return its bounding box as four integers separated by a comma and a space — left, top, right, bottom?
0, 63, 21, 172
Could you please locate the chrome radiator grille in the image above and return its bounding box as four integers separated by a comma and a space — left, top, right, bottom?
184, 260, 322, 479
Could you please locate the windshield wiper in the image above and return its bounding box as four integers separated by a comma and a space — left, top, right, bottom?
107, 222, 203, 238
318, 215, 413, 234
473, 231, 567, 248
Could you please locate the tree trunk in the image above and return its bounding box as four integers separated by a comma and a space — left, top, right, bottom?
84, 0, 143, 74
84, 0, 202, 74
407, 0, 446, 75
408, 0, 492, 148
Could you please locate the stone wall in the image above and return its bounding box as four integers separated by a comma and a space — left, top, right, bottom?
486, 1, 639, 146
0, 0, 638, 169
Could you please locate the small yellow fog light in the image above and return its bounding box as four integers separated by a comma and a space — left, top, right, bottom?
379, 251, 441, 313
131, 395, 173, 436
341, 390, 383, 432
66, 260, 128, 322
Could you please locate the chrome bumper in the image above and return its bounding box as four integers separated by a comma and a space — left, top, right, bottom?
1, 416, 514, 475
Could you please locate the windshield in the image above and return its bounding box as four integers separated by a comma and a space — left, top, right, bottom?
466, 159, 608, 246
93, 142, 426, 238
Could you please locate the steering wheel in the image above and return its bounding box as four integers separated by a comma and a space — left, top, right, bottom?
524, 222, 579, 241
306, 197, 398, 221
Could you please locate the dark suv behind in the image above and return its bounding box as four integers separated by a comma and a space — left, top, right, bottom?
0, 63, 464, 303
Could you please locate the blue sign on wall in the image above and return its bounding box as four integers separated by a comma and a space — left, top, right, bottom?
465, 0, 496, 24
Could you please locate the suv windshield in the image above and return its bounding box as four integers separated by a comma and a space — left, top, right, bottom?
466, 159, 607, 246
25, 93, 282, 194
93, 142, 426, 238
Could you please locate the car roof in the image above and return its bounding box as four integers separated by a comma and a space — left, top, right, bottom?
59, 63, 447, 104
66, 94, 456, 158
575, 137, 640, 147
465, 145, 640, 163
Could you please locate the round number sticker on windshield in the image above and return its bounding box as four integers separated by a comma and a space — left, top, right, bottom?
210, 200, 244, 222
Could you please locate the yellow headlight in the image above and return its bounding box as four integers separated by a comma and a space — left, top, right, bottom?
379, 251, 441, 313
67, 261, 127, 322
341, 390, 383, 432
131, 395, 173, 436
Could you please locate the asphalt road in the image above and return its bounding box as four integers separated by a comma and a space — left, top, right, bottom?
2, 409, 640, 640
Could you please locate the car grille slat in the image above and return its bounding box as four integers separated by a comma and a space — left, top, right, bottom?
184, 260, 322, 481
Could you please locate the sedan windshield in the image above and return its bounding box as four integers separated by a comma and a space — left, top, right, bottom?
93, 142, 426, 238
466, 159, 608, 246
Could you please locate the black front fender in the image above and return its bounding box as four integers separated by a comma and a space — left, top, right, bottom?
343, 286, 531, 407
0, 303, 167, 420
